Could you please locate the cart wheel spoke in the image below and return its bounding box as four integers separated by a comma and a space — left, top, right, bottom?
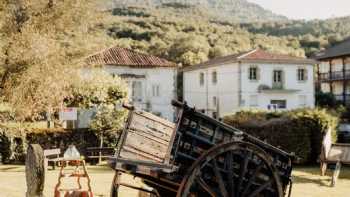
196, 177, 217, 197
177, 142, 283, 197
247, 179, 273, 197
237, 150, 250, 196
226, 151, 235, 197
212, 160, 229, 197
241, 165, 263, 197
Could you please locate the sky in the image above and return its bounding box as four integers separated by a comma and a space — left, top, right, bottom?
248, 0, 350, 20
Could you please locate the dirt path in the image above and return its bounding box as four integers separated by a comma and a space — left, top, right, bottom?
0, 165, 141, 197
1, 165, 350, 196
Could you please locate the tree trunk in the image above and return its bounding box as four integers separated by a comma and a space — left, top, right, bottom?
99, 132, 103, 164
25, 144, 45, 197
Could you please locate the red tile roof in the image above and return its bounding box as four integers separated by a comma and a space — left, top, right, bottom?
183, 49, 317, 71
86, 46, 176, 68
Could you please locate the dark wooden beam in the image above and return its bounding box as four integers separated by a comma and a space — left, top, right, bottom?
343, 58, 347, 105
316, 64, 321, 91
329, 60, 333, 93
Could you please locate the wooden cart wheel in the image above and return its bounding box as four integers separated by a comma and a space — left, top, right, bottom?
177, 141, 283, 197
25, 144, 45, 197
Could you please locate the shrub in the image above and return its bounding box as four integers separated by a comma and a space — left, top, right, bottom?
315, 91, 337, 107
0, 126, 119, 164
223, 108, 338, 164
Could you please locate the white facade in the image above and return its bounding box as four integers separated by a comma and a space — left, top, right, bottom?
104, 65, 177, 121
184, 62, 315, 118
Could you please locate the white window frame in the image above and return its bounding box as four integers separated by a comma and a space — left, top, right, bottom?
297, 68, 307, 82
249, 66, 259, 81
152, 84, 160, 97
131, 81, 143, 102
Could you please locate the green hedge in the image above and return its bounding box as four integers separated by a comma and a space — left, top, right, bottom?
0, 127, 118, 164
223, 108, 339, 164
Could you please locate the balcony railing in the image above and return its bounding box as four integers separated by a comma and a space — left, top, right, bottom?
272, 82, 284, 89
319, 70, 350, 82
334, 94, 350, 105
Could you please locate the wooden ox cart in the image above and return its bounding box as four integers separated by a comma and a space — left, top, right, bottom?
109, 101, 295, 197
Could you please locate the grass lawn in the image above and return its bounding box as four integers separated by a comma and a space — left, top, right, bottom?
0, 165, 349, 196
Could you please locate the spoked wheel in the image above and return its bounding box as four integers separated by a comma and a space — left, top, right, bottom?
177, 141, 283, 197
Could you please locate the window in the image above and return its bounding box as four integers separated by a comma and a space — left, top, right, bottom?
199, 72, 205, 86
212, 71, 217, 84
298, 95, 307, 107
152, 85, 160, 97
273, 70, 283, 83
270, 100, 287, 109
249, 95, 258, 107
273, 70, 284, 89
297, 68, 307, 81
132, 81, 142, 102
249, 66, 258, 80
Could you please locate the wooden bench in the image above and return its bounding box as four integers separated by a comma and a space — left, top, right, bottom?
86, 147, 115, 164
320, 128, 350, 186
44, 148, 63, 170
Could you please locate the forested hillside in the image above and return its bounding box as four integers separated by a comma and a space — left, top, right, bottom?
105, 0, 287, 23
241, 17, 350, 55
102, 5, 350, 66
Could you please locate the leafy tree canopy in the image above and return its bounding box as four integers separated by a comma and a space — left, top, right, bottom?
0, 0, 115, 120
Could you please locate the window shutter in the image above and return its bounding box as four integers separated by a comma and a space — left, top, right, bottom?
256, 66, 260, 80
248, 67, 251, 80
297, 69, 299, 81
304, 69, 308, 81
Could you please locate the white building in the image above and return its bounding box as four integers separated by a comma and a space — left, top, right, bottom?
183, 49, 316, 118
87, 46, 177, 121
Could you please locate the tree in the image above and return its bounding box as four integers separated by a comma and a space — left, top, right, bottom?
66, 69, 128, 163
169, 35, 210, 66
0, 0, 114, 120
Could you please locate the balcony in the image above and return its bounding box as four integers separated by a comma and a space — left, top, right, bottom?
258, 84, 300, 93
319, 70, 350, 82
334, 94, 350, 105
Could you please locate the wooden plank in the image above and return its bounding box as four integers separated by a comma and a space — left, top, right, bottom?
130, 114, 174, 141
120, 147, 163, 163
123, 132, 169, 158
331, 161, 341, 187
115, 108, 177, 168
128, 129, 170, 146
322, 128, 332, 160
134, 111, 175, 128
328, 145, 350, 162
43, 148, 60, 156
128, 122, 172, 142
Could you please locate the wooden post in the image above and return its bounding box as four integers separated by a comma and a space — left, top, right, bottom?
329, 60, 333, 93
320, 162, 327, 176
26, 144, 45, 197
331, 161, 342, 187
110, 171, 121, 197
342, 58, 347, 105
